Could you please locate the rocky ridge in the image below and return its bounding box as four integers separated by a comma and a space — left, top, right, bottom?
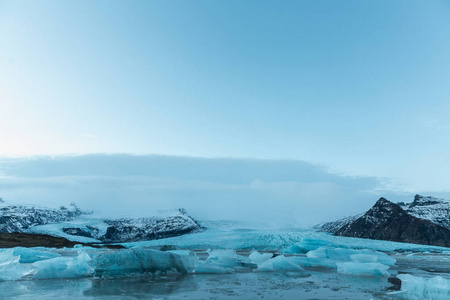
0, 203, 202, 244
317, 195, 450, 247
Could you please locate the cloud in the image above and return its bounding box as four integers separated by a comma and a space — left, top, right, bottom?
0, 154, 408, 227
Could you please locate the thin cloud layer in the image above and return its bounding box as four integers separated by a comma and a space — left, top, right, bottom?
0, 154, 410, 227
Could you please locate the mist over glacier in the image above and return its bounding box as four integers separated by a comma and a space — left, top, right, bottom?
0, 154, 414, 227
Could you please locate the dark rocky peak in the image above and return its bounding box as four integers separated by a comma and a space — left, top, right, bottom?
332, 196, 450, 247
365, 197, 406, 219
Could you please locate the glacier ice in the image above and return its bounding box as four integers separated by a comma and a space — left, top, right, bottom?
350, 253, 378, 263
0, 249, 33, 281
249, 251, 273, 264
306, 247, 396, 266
92, 248, 198, 278
336, 262, 390, 277
194, 249, 255, 273
205, 249, 249, 268
195, 261, 235, 274
32, 251, 94, 279
285, 238, 336, 253
256, 255, 306, 273
12, 247, 61, 263
397, 274, 450, 300
289, 256, 338, 269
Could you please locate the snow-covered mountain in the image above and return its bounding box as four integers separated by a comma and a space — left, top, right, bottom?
317, 195, 450, 247
318, 194, 450, 234
100, 209, 203, 243
399, 195, 450, 230
0, 203, 202, 243
0, 203, 85, 233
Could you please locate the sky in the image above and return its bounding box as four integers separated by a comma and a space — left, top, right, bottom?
1, 1, 450, 198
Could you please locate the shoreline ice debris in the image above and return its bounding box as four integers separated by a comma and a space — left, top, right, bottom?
397, 274, 450, 300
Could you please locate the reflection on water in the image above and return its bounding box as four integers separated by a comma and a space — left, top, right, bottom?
85, 275, 197, 298
1, 271, 394, 300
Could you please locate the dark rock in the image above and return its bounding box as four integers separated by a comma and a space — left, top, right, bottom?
0, 232, 93, 248
387, 276, 402, 291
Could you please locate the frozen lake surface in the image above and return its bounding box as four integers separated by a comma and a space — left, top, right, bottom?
1, 221, 450, 299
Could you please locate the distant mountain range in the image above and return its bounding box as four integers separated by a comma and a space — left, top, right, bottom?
316, 195, 450, 247
0, 203, 202, 244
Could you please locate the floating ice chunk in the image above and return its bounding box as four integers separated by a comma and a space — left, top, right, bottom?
12, 247, 61, 263
0, 249, 34, 281
336, 262, 390, 277
397, 274, 450, 300
92, 248, 198, 278
32, 251, 93, 279
285, 238, 336, 253
307, 247, 396, 266
350, 254, 377, 263
257, 255, 306, 272
206, 249, 250, 268
249, 251, 273, 264
195, 261, 235, 274
290, 256, 337, 269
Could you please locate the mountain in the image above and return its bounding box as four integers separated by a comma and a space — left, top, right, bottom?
0, 203, 85, 233
317, 196, 450, 247
399, 195, 450, 230
0, 203, 202, 244
99, 209, 203, 243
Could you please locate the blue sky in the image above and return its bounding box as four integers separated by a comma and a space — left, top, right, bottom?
1, 1, 450, 192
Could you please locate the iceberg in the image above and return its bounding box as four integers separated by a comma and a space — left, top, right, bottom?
285, 238, 336, 253
306, 247, 396, 266
12, 247, 61, 263
195, 261, 235, 274
256, 255, 306, 273
92, 248, 198, 278
350, 254, 378, 263
336, 262, 390, 277
249, 251, 273, 264
397, 274, 450, 300
32, 251, 94, 279
290, 256, 338, 269
205, 249, 250, 268
0, 249, 33, 281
